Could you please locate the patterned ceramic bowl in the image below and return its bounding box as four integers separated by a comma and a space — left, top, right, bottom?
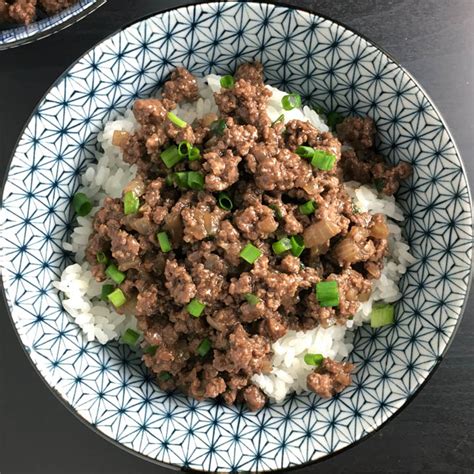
0, 0, 105, 50
1, 2, 472, 472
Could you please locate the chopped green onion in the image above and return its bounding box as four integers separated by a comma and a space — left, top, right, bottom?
220, 75, 235, 88
100, 284, 115, 301
96, 251, 108, 265
122, 328, 140, 346
197, 338, 212, 357
272, 237, 292, 255
123, 191, 140, 215
105, 264, 126, 284
72, 192, 92, 217
210, 119, 226, 136
281, 93, 302, 111
168, 171, 189, 189
299, 200, 316, 215
240, 243, 262, 264
327, 110, 343, 129
311, 150, 336, 171
167, 111, 187, 128
272, 114, 285, 126
245, 293, 261, 306
295, 146, 315, 159
187, 298, 206, 318
315, 280, 339, 307
166, 171, 204, 190
290, 235, 305, 257
218, 192, 233, 211
370, 303, 395, 328
144, 345, 158, 356
188, 146, 201, 161
157, 231, 172, 253
160, 145, 183, 168
159, 371, 172, 381
187, 171, 204, 190
269, 204, 283, 221
178, 140, 192, 158
107, 288, 126, 308
304, 353, 324, 366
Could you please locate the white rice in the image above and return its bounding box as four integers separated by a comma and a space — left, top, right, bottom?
55, 74, 413, 401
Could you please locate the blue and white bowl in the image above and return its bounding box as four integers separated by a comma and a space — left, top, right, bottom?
1, 2, 472, 472
0, 0, 105, 50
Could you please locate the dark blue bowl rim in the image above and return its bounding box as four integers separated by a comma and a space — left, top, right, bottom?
1, 1, 472, 472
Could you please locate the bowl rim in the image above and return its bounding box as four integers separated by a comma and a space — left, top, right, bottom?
0, 0, 107, 51
1, 1, 472, 472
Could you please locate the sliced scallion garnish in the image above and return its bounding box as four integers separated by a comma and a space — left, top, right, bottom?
315, 280, 339, 307
239, 243, 262, 264
220, 75, 235, 88
157, 231, 172, 253
72, 192, 92, 217
218, 192, 233, 211
272, 237, 292, 255
304, 353, 324, 366
299, 200, 316, 215
197, 338, 212, 357
122, 328, 140, 346
245, 293, 261, 306
107, 288, 126, 308
105, 264, 126, 284
290, 235, 305, 257
370, 303, 395, 328
167, 111, 187, 128
123, 191, 140, 215
310, 150, 336, 171
281, 93, 302, 111
160, 145, 183, 168
187, 298, 206, 318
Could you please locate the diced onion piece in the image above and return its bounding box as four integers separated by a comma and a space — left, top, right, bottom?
333, 238, 361, 265
112, 130, 130, 147
123, 178, 146, 197
303, 220, 340, 248
369, 218, 389, 239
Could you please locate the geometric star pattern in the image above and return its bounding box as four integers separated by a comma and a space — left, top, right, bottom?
0, 3, 472, 472
0, 0, 104, 50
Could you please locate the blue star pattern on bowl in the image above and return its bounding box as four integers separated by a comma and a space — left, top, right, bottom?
0, 2, 472, 472
0, 0, 104, 50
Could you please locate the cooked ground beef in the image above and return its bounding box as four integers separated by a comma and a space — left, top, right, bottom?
0, 0, 77, 25
85, 62, 411, 409
307, 358, 354, 398
337, 116, 412, 195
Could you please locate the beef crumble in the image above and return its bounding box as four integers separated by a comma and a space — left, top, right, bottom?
85, 62, 411, 409
0, 0, 77, 26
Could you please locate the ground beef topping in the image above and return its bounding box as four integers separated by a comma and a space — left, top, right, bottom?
85, 62, 411, 409
307, 358, 354, 398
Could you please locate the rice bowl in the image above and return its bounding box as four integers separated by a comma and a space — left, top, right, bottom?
1, 2, 471, 471
54, 66, 414, 406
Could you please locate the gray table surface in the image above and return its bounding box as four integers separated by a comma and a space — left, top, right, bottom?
1, 0, 473, 472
